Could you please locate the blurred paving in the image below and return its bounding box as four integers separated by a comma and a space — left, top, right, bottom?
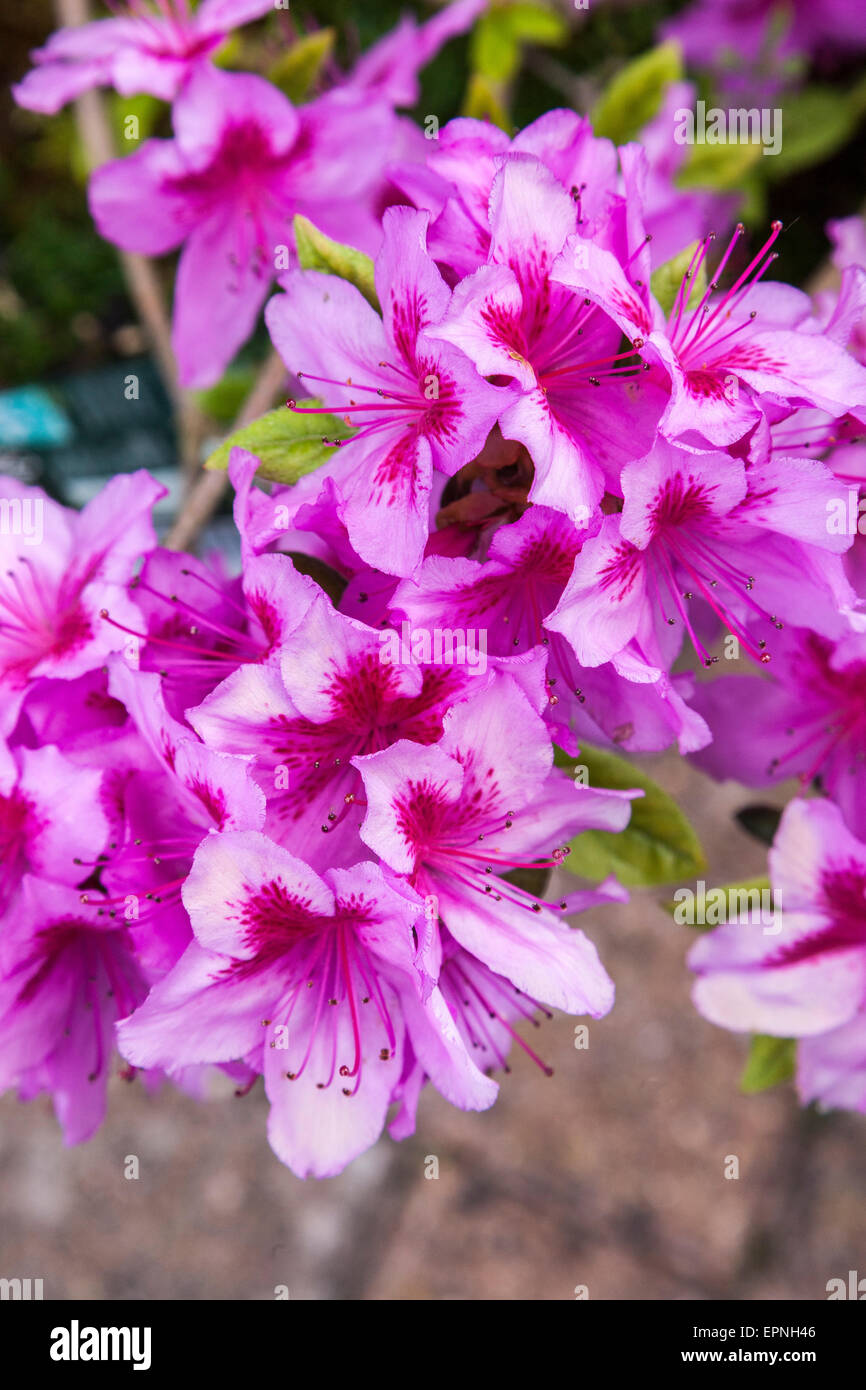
1, 757, 865, 1301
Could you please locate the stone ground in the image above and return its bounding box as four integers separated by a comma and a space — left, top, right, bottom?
1, 757, 864, 1301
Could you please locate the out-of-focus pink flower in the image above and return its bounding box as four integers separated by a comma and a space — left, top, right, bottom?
690, 625, 866, 840
344, 0, 487, 108
13, 0, 275, 113
89, 64, 395, 387
689, 798, 866, 1039
663, 0, 866, 98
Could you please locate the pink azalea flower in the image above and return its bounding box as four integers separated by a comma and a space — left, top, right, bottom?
93, 662, 266, 972
266, 205, 509, 576
0, 876, 153, 1143
13, 0, 275, 113
14, 669, 129, 756
389, 897, 628, 1139
353, 679, 637, 1013
391, 101, 733, 280
390, 109, 621, 279
821, 221, 866, 367
89, 64, 395, 387
0, 473, 163, 739
227, 448, 356, 570
391, 504, 711, 754
118, 835, 496, 1177
761, 398, 866, 475
552, 223, 866, 451
798, 1010, 866, 1113
828, 216, 866, 276
690, 624, 866, 839
546, 436, 860, 675
689, 798, 866, 1038
187, 590, 503, 865
102, 545, 320, 723
664, 0, 866, 74
0, 738, 109, 915
427, 155, 666, 522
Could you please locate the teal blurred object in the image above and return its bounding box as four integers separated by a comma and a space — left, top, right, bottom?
0, 357, 180, 515
0, 385, 73, 449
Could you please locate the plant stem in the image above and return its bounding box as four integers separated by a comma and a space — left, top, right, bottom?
163, 351, 287, 552
57, 0, 177, 395
56, 0, 209, 478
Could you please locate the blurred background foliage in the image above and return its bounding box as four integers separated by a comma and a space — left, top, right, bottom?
2, 0, 866, 394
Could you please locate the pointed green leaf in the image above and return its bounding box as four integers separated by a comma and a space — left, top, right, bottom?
741, 1035, 796, 1093
293, 215, 380, 312
471, 11, 520, 83
555, 743, 705, 886
203, 400, 353, 483
471, 2, 565, 83
650, 241, 708, 317
268, 28, 335, 104
591, 41, 683, 146
504, 1, 567, 46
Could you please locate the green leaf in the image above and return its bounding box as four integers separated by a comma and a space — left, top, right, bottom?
472, 2, 565, 83
472, 11, 520, 83
555, 744, 705, 886
268, 29, 335, 104
293, 215, 380, 312
676, 138, 762, 192
461, 73, 512, 131
193, 366, 256, 424
203, 401, 354, 484
505, 2, 567, 46
662, 876, 772, 930
736, 169, 767, 228
211, 35, 243, 70
849, 72, 866, 121
765, 86, 861, 180
741, 1035, 796, 1094
108, 94, 162, 148
591, 41, 683, 145
650, 241, 708, 317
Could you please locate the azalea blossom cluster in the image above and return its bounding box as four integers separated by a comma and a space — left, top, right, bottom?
6, 1, 866, 1175
0, 462, 637, 1178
